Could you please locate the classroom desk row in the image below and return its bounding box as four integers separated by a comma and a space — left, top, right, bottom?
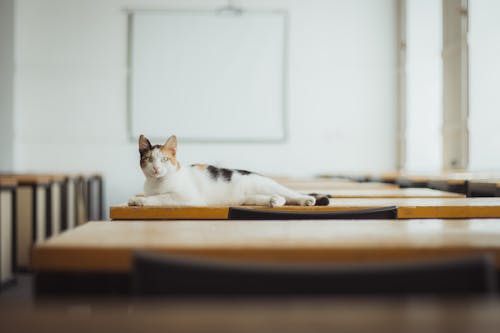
28, 178, 500, 295
282, 180, 400, 190
31, 219, 500, 294
110, 198, 500, 220
301, 188, 464, 198
331, 172, 500, 196
0, 174, 105, 290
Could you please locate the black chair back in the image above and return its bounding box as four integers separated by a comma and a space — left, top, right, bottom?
132, 252, 497, 296
228, 206, 398, 220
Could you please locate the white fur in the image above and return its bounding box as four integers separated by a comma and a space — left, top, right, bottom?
129, 148, 316, 207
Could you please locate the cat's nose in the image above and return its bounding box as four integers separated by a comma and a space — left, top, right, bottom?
153, 166, 159, 173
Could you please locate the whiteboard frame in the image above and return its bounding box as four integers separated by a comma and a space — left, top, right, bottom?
126, 9, 289, 144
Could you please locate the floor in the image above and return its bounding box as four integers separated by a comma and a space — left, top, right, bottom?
2, 274, 500, 333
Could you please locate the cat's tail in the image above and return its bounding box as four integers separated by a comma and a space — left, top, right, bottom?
265, 179, 330, 206
307, 193, 331, 206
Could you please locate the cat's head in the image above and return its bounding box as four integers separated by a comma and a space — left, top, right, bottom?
138, 135, 179, 178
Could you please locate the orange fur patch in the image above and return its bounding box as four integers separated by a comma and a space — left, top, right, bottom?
192, 164, 207, 170
159, 146, 180, 170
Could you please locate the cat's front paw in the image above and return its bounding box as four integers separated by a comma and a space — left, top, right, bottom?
298, 196, 316, 206
270, 195, 286, 207
128, 197, 146, 206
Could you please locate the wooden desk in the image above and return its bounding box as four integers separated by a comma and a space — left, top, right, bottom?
348, 172, 500, 193
8, 174, 52, 269
32, 219, 500, 272
0, 177, 17, 187
284, 181, 399, 190
302, 188, 464, 199
368, 171, 402, 183
110, 198, 500, 220
2, 173, 92, 270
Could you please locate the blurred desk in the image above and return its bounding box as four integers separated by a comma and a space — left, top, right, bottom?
303, 188, 464, 198
283, 181, 399, 190
110, 198, 500, 220
0, 173, 103, 270
32, 219, 500, 272
351, 171, 500, 194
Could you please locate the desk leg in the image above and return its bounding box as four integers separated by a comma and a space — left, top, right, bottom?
11, 187, 17, 277
60, 179, 68, 232
35, 185, 47, 243
45, 185, 52, 239
31, 185, 37, 243
67, 179, 76, 229
98, 176, 105, 220
0, 188, 16, 289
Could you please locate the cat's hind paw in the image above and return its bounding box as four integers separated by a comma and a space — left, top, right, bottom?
298, 196, 316, 206
270, 195, 286, 207
128, 197, 146, 207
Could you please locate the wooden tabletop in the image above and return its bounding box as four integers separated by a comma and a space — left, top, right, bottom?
346, 171, 500, 185
302, 188, 464, 198
0, 174, 63, 184
32, 219, 500, 272
469, 179, 500, 187
0, 176, 17, 187
284, 181, 399, 190
110, 198, 500, 220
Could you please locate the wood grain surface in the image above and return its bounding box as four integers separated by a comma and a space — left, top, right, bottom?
32, 219, 500, 271
110, 198, 500, 220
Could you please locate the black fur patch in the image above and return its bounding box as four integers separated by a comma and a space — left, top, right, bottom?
139, 137, 152, 156
139, 150, 151, 167
236, 169, 252, 175
140, 144, 163, 167
220, 168, 233, 181
140, 144, 161, 156
308, 193, 330, 206
207, 165, 219, 180
207, 165, 233, 182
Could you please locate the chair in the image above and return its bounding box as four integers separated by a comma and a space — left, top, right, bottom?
467, 182, 499, 197
227, 206, 398, 220
396, 178, 428, 188
131, 251, 497, 296
428, 180, 469, 195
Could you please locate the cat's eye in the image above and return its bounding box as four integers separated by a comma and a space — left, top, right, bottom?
148, 157, 153, 162
162, 157, 169, 162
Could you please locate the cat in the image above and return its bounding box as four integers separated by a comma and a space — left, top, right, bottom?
128, 135, 330, 207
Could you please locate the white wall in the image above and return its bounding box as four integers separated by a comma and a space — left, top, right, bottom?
405, 0, 442, 172
469, 0, 500, 171
0, 0, 15, 171
13, 0, 398, 207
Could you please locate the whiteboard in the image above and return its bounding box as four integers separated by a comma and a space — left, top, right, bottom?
128, 10, 287, 142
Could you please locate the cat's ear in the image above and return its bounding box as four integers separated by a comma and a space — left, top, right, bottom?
162, 135, 177, 155
138, 134, 152, 154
